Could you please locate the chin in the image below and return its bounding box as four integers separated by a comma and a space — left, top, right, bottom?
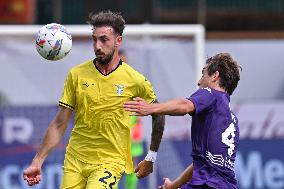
98, 59, 111, 65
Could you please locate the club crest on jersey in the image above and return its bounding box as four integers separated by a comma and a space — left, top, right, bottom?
115, 84, 125, 95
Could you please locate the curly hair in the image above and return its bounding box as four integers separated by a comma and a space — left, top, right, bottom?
87, 10, 125, 36
206, 53, 241, 95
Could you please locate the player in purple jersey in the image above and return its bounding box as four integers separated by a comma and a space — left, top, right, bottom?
123, 53, 241, 189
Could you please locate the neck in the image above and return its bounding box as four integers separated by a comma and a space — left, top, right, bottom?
213, 86, 226, 93
95, 53, 120, 75
208, 81, 227, 93
209, 83, 226, 94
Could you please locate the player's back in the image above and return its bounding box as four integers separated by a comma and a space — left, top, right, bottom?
188, 87, 239, 189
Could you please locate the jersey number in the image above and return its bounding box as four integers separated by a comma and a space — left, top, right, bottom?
221, 122, 236, 157
99, 170, 117, 189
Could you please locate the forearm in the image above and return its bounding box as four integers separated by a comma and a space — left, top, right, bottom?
32, 106, 71, 166
32, 121, 67, 166
172, 163, 193, 188
150, 113, 165, 151
152, 98, 194, 116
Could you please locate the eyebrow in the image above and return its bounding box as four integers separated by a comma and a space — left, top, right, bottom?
92, 35, 108, 39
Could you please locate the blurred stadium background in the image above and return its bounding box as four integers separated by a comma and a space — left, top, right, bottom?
1, 0, 284, 189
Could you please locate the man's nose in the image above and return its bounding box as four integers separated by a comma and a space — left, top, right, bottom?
94, 41, 102, 50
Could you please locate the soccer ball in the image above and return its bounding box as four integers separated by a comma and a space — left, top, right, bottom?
35, 23, 72, 61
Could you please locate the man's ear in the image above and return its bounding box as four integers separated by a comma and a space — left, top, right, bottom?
212, 71, 220, 82
116, 36, 122, 47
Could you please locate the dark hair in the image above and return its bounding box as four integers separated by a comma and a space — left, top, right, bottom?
87, 10, 125, 36
206, 53, 241, 95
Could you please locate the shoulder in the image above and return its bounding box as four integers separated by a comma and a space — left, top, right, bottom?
192, 87, 227, 99
121, 62, 148, 82
69, 59, 93, 75
192, 87, 214, 97
121, 62, 139, 74
189, 87, 217, 106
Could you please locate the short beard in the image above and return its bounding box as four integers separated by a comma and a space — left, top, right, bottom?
96, 49, 115, 65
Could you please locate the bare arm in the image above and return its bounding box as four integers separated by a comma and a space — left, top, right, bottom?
171, 163, 193, 188
135, 100, 165, 179
158, 163, 193, 189
150, 100, 165, 151
32, 106, 72, 166
124, 97, 195, 116
23, 106, 73, 186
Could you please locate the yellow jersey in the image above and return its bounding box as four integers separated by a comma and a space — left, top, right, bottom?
59, 59, 156, 173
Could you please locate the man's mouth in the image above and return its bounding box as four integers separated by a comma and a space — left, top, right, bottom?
96, 52, 104, 56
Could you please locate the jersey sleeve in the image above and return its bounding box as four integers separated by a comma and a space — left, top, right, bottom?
187, 87, 215, 115
59, 71, 76, 110
137, 76, 157, 104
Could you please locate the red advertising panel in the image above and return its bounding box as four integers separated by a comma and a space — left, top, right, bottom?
0, 0, 35, 24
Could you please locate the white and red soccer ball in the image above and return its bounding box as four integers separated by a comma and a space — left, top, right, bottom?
35, 23, 72, 61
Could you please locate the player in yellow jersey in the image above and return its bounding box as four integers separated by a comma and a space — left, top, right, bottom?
23, 10, 165, 189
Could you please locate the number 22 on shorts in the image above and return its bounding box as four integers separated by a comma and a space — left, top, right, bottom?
99, 170, 117, 189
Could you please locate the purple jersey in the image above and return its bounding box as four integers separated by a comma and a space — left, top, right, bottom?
185, 87, 239, 189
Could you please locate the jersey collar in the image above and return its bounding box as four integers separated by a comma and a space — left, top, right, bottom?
93, 59, 123, 76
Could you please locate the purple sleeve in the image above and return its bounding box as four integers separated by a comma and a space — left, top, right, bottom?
187, 87, 216, 115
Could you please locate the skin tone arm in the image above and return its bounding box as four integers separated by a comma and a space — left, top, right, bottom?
124, 64, 225, 117
23, 106, 73, 186
135, 100, 166, 179
123, 97, 195, 116
150, 101, 165, 151
124, 98, 194, 180
158, 163, 193, 189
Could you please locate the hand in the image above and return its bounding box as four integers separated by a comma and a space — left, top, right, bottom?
135, 160, 153, 179
123, 97, 153, 116
158, 178, 175, 189
23, 165, 42, 186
